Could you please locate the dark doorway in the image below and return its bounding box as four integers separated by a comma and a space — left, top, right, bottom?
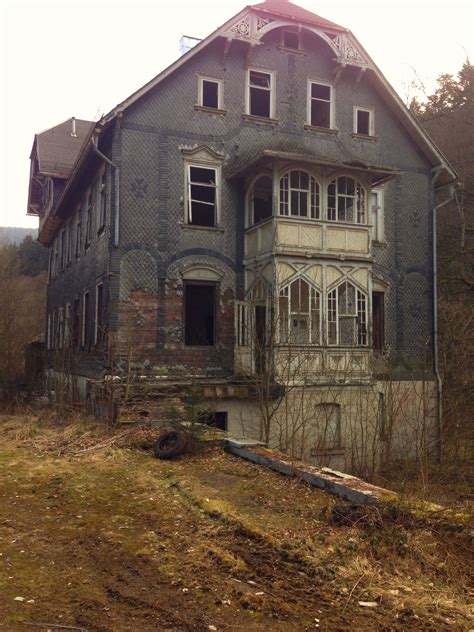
185, 284, 215, 345
372, 291, 385, 352
255, 305, 266, 374
199, 412, 228, 431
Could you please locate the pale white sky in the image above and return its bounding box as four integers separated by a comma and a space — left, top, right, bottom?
0, 0, 472, 228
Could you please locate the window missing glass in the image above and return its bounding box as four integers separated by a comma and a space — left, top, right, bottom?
354, 107, 374, 136
248, 70, 273, 118
372, 291, 385, 352
251, 175, 273, 224
309, 81, 332, 128
188, 165, 217, 227
328, 281, 367, 346
201, 79, 220, 109
185, 283, 215, 346
327, 176, 366, 224
279, 278, 321, 344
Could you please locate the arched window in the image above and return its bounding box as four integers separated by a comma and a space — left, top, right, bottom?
279, 278, 321, 344
327, 281, 367, 346
250, 176, 273, 225
327, 176, 365, 224
279, 170, 320, 219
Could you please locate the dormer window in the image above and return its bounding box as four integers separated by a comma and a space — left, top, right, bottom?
246, 69, 274, 119
198, 77, 223, 110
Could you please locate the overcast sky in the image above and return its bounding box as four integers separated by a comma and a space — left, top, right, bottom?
0, 0, 472, 229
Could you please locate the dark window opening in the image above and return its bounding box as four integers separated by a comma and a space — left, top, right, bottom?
85, 192, 92, 247
98, 172, 107, 231
372, 291, 385, 352
357, 109, 370, 135
185, 284, 215, 346
282, 30, 299, 50
189, 166, 217, 227
83, 292, 90, 348
73, 297, 80, 348
249, 70, 271, 118
310, 83, 331, 128
202, 80, 219, 109
199, 412, 227, 431
252, 175, 273, 224
96, 283, 104, 346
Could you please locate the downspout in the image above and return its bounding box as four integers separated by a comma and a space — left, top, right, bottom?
430, 166, 455, 462
92, 134, 120, 247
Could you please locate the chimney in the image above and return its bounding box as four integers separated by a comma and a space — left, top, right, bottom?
71, 117, 77, 137
179, 35, 202, 56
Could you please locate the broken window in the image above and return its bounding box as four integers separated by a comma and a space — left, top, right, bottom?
372, 291, 385, 352
327, 176, 366, 224
247, 70, 273, 118
354, 107, 374, 136
187, 165, 218, 227
251, 175, 273, 224
185, 283, 215, 346
279, 278, 321, 344
199, 78, 222, 109
328, 281, 367, 346
279, 170, 320, 219
308, 81, 332, 128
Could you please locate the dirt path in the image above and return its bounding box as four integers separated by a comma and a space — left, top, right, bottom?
0, 417, 471, 631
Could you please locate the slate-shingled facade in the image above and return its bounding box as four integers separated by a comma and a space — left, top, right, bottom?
28, 0, 456, 472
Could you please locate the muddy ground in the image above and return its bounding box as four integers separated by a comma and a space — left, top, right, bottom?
0, 415, 472, 631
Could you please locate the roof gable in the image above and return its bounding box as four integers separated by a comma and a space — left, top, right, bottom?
34, 118, 93, 177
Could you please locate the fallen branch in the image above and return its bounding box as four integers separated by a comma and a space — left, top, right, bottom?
21, 623, 88, 632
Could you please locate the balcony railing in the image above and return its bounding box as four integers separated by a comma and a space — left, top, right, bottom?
245, 217, 371, 259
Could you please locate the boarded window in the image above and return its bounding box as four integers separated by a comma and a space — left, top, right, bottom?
248, 70, 272, 118
312, 403, 342, 450
185, 284, 215, 346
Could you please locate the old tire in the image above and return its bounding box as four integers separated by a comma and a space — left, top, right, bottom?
153, 431, 186, 460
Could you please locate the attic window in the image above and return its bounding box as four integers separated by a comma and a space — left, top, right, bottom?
199, 78, 222, 110
247, 69, 274, 118
354, 107, 374, 136
281, 30, 300, 51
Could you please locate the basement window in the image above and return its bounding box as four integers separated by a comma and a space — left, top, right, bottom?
247, 69, 274, 118
185, 283, 216, 346
198, 77, 222, 110
354, 107, 374, 136
199, 411, 228, 431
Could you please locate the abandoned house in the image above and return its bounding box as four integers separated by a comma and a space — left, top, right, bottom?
27, 0, 457, 474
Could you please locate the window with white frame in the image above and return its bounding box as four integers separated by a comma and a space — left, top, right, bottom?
354, 107, 374, 136
250, 175, 273, 225
327, 281, 367, 346
187, 164, 219, 227
279, 278, 321, 344
236, 301, 249, 346
327, 176, 366, 224
247, 69, 274, 118
198, 77, 223, 110
279, 170, 320, 219
308, 81, 333, 129
371, 188, 384, 242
